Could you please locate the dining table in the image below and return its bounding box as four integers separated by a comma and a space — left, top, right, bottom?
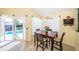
35, 31, 58, 51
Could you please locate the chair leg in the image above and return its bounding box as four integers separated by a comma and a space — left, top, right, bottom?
60, 43, 63, 51
42, 42, 45, 51
36, 43, 38, 51
51, 40, 54, 51
42, 47, 44, 51
34, 39, 36, 46
42, 45, 44, 51
49, 39, 50, 46
36, 39, 38, 51
46, 40, 48, 49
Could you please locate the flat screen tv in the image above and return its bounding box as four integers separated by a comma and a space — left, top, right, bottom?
64, 18, 74, 26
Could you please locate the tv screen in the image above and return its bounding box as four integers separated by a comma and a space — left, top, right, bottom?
64, 18, 74, 25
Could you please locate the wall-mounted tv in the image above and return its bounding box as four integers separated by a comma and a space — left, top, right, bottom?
64, 18, 74, 26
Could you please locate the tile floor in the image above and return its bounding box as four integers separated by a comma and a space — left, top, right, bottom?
0, 40, 75, 51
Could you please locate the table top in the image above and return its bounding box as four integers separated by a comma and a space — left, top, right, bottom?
35, 31, 58, 39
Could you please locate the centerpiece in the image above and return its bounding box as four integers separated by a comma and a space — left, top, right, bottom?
44, 26, 49, 35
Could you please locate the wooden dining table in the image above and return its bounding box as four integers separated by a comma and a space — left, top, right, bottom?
35, 31, 58, 51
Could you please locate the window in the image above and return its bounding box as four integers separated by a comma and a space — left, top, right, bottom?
45, 16, 60, 32
32, 16, 42, 35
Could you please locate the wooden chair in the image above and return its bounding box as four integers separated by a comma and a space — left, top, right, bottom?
52, 32, 65, 51
36, 33, 48, 51
34, 29, 40, 46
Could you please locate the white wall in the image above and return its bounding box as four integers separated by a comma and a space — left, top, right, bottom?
75, 32, 79, 50
49, 9, 77, 47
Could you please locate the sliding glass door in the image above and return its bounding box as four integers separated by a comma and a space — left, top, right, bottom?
0, 15, 25, 41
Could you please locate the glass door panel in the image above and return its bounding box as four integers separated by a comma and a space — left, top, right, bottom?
15, 18, 24, 40
4, 17, 13, 40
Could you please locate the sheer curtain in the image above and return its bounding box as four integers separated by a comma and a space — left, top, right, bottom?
32, 16, 42, 35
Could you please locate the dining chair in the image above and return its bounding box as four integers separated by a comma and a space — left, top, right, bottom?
52, 32, 65, 51
36, 33, 48, 51
34, 29, 40, 46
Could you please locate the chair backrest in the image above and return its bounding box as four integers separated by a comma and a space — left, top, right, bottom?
36, 29, 40, 32
60, 32, 65, 42
37, 33, 44, 42
48, 29, 52, 32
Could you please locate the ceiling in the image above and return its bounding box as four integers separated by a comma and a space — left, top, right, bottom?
32, 8, 75, 17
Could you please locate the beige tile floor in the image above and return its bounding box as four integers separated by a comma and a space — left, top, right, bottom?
0, 40, 75, 51
21, 41, 75, 51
